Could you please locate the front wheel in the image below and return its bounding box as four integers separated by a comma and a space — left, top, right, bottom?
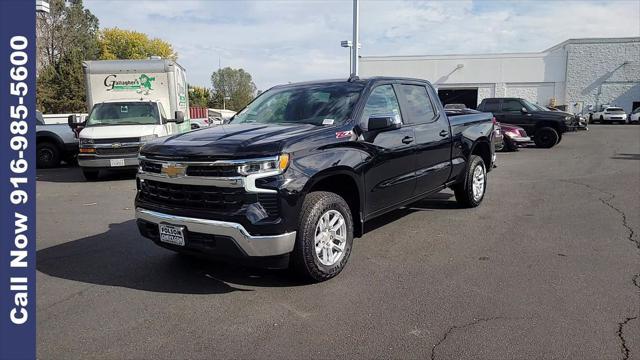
533, 127, 559, 148
291, 191, 353, 282
453, 155, 487, 208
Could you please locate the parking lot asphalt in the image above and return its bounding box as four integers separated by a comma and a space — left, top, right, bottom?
37, 125, 639, 360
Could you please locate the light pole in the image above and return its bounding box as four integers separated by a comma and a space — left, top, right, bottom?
351, 0, 360, 78
341, 40, 353, 75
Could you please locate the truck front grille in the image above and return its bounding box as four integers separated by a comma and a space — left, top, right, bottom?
139, 160, 239, 177
138, 180, 280, 218
93, 137, 140, 144
96, 147, 140, 157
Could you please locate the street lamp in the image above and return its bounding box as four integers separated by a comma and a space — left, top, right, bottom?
223, 96, 231, 110
341, 40, 361, 77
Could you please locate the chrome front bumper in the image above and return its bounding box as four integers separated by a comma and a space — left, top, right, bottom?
135, 208, 296, 257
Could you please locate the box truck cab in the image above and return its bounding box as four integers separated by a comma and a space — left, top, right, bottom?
71, 58, 191, 180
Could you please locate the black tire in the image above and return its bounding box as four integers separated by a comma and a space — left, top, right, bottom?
291, 191, 354, 282
453, 155, 487, 208
556, 133, 562, 145
503, 137, 518, 152
533, 127, 559, 148
36, 141, 61, 168
82, 169, 100, 181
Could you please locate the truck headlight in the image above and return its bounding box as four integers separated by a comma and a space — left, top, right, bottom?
140, 134, 158, 142
79, 137, 94, 145
238, 154, 289, 176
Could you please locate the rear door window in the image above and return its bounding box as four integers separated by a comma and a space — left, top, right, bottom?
502, 99, 523, 112
397, 84, 436, 124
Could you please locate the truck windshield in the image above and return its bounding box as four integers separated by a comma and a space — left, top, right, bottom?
85, 102, 160, 127
232, 82, 364, 126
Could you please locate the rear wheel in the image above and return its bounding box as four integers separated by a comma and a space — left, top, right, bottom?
533, 127, 559, 148
36, 141, 61, 168
453, 155, 487, 208
291, 191, 353, 282
82, 169, 100, 181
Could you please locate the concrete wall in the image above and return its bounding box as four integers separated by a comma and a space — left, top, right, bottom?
360, 50, 567, 106
360, 37, 640, 113
564, 40, 640, 113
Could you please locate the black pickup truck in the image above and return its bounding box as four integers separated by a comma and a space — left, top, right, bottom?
477, 97, 574, 148
135, 77, 495, 281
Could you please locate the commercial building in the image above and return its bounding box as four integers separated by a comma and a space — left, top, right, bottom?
360, 37, 640, 113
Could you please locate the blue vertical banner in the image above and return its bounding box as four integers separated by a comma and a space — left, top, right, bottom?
0, 0, 36, 359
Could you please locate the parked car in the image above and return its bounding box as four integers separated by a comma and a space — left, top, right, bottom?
591, 106, 628, 124
628, 107, 639, 124
499, 123, 530, 151
135, 77, 495, 281
477, 97, 574, 148
35, 111, 79, 168
190, 118, 213, 129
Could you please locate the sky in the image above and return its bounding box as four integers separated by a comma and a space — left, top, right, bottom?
84, 0, 640, 91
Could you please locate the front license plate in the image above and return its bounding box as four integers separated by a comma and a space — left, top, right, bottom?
110, 158, 125, 167
159, 224, 186, 246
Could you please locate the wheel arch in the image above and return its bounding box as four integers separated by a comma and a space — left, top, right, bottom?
36, 131, 65, 150
302, 167, 364, 237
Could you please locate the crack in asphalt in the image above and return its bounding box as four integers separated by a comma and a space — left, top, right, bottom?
561, 179, 640, 359
430, 317, 507, 360
617, 317, 638, 360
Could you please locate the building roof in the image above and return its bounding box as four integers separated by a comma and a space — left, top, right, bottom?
361, 37, 640, 61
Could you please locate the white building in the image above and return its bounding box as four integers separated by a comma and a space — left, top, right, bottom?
360, 37, 640, 114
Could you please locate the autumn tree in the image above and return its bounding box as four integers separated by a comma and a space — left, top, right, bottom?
188, 85, 212, 108
210, 67, 257, 111
98, 28, 176, 60
36, 0, 100, 113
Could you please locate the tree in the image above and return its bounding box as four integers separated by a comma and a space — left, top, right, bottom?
210, 67, 257, 111
98, 28, 176, 60
36, 0, 100, 113
188, 85, 211, 108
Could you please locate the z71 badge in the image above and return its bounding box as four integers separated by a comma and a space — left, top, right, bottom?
335, 131, 353, 139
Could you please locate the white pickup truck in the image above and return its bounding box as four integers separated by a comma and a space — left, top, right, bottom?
591, 106, 628, 124
71, 59, 191, 180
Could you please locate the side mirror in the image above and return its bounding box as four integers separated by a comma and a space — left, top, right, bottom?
170, 111, 185, 124
521, 107, 528, 113
68, 114, 85, 138
368, 115, 401, 131
68, 115, 77, 128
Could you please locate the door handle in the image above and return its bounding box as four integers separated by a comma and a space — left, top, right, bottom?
401, 136, 414, 144
439, 130, 449, 137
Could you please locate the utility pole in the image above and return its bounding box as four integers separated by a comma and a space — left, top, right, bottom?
351, 0, 360, 78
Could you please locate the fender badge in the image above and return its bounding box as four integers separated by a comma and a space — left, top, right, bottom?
335, 131, 353, 139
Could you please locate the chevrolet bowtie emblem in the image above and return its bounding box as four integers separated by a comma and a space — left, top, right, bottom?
161, 163, 186, 178
112, 143, 122, 148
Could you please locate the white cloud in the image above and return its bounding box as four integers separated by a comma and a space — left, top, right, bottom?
84, 0, 639, 90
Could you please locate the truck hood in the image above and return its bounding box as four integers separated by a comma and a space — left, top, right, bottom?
79, 124, 160, 139
530, 111, 570, 120
141, 123, 322, 159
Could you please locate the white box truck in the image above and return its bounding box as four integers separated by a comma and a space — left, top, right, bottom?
71, 58, 191, 180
